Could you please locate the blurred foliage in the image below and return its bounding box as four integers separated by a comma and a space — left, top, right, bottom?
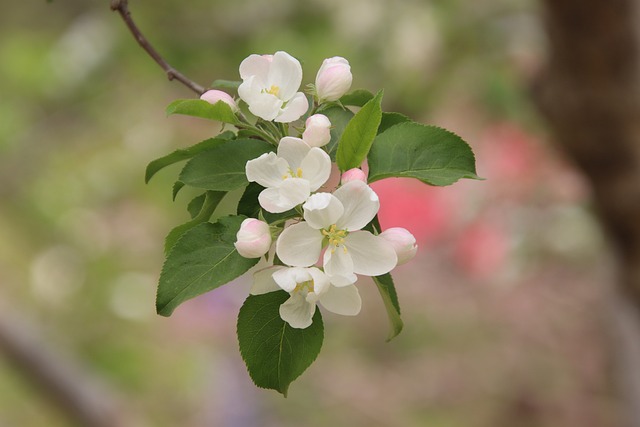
0, 0, 616, 426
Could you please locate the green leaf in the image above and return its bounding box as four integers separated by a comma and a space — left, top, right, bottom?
237, 291, 324, 396
237, 183, 298, 224
179, 139, 273, 191
156, 216, 259, 316
373, 273, 403, 341
172, 181, 185, 200
339, 89, 374, 107
378, 112, 411, 134
211, 80, 241, 91
166, 99, 240, 124
368, 122, 480, 186
145, 137, 226, 183
187, 193, 207, 219
322, 106, 354, 161
164, 191, 226, 254
336, 90, 383, 171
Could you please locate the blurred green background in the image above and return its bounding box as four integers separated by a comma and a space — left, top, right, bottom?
0, 0, 616, 426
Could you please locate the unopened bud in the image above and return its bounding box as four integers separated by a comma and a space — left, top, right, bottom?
200, 90, 239, 113
235, 218, 272, 258
379, 227, 417, 265
302, 114, 332, 147
315, 57, 352, 102
340, 168, 367, 185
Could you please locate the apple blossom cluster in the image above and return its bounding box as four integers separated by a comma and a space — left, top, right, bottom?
208, 52, 417, 329
150, 50, 477, 394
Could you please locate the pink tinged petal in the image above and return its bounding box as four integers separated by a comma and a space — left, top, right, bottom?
302, 114, 332, 148
307, 267, 330, 295
277, 137, 310, 170
274, 92, 309, 123
200, 90, 239, 112
239, 54, 271, 81
323, 245, 357, 287
379, 227, 418, 265
303, 193, 344, 229
315, 57, 352, 102
276, 222, 324, 267
258, 178, 310, 213
235, 218, 272, 258
340, 168, 368, 185
334, 181, 380, 231
319, 284, 362, 316
268, 51, 303, 101
245, 152, 288, 188
279, 293, 315, 329
344, 231, 398, 276
272, 267, 312, 292
251, 266, 285, 295
300, 148, 332, 191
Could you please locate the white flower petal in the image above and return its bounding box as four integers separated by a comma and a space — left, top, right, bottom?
258, 178, 309, 213
334, 181, 380, 231
268, 51, 303, 101
237, 75, 263, 105
300, 148, 332, 191
319, 284, 361, 316
251, 266, 285, 295
275, 92, 309, 123
345, 231, 397, 276
307, 267, 330, 295
246, 92, 283, 121
276, 222, 324, 267
278, 137, 310, 170
279, 293, 315, 329
272, 267, 312, 292
246, 152, 288, 188
239, 54, 271, 81
323, 245, 357, 287
303, 193, 344, 229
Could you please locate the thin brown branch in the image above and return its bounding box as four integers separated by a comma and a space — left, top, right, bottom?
110, 0, 206, 95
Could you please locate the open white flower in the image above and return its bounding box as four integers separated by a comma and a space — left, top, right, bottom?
238, 51, 309, 123
251, 266, 362, 329
276, 181, 397, 286
245, 137, 331, 213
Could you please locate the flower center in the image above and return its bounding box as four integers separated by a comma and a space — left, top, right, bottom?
282, 167, 303, 180
321, 224, 348, 248
294, 280, 314, 294
264, 85, 280, 96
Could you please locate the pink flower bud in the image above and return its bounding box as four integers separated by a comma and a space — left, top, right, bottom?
379, 227, 417, 265
302, 114, 332, 147
235, 219, 272, 258
200, 90, 239, 113
340, 168, 367, 185
315, 57, 353, 102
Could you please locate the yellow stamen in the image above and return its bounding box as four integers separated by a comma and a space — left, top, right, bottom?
296, 168, 303, 178
294, 280, 314, 294
265, 85, 280, 96
322, 224, 349, 247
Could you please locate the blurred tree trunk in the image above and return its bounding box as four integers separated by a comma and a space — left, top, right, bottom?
534, 0, 640, 425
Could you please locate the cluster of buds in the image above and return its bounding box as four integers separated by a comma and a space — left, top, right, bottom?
210, 51, 418, 329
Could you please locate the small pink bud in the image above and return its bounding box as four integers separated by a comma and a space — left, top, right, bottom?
379, 227, 417, 265
341, 168, 367, 185
302, 114, 332, 147
315, 57, 353, 102
200, 90, 239, 113
235, 219, 272, 258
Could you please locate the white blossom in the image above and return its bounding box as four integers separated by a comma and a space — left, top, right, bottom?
302, 114, 332, 148
276, 181, 397, 286
238, 51, 308, 123
245, 137, 331, 213
251, 266, 361, 329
